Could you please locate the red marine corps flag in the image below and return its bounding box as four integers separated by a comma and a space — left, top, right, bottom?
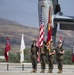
47, 7, 52, 48
4, 36, 11, 62
59, 36, 63, 42
72, 42, 74, 62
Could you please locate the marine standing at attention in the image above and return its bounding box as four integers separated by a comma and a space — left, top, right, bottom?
55, 40, 65, 73
30, 40, 39, 73
40, 41, 47, 73
47, 41, 55, 73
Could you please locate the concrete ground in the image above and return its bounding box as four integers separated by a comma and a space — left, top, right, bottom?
0, 63, 74, 75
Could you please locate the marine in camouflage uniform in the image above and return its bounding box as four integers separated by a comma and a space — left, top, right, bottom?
55, 41, 65, 73
30, 40, 39, 73
47, 41, 55, 73
40, 41, 47, 73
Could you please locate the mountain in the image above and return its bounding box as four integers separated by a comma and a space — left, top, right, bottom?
0, 18, 22, 25
0, 18, 74, 52
0, 18, 39, 52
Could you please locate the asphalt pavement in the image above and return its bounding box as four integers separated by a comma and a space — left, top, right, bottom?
0, 63, 74, 75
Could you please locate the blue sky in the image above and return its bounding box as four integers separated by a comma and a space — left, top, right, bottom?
0, 0, 74, 28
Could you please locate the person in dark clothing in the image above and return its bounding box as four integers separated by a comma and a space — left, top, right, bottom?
55, 41, 65, 73
40, 41, 47, 73
47, 41, 55, 73
30, 40, 39, 73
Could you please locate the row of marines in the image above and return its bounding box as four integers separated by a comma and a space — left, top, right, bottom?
30, 40, 65, 73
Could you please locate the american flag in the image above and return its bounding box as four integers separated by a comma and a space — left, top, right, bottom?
37, 7, 44, 62
39, 7, 44, 47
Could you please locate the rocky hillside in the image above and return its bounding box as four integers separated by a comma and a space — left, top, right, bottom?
0, 18, 74, 52
0, 24, 39, 52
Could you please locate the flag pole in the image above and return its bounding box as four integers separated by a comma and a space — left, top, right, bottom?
21, 63, 24, 71
7, 52, 10, 71
72, 42, 74, 62
7, 63, 9, 71
4, 35, 11, 71
20, 34, 25, 71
